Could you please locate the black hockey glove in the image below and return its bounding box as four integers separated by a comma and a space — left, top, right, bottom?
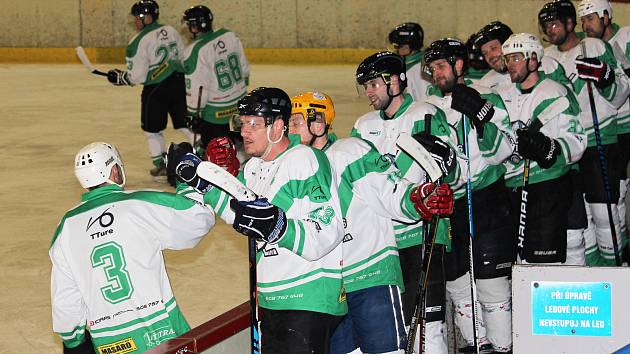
231, 198, 288, 243
166, 142, 212, 193
575, 57, 614, 89
451, 84, 494, 136
516, 129, 560, 169
185, 114, 203, 133
411, 133, 457, 177
107, 69, 131, 86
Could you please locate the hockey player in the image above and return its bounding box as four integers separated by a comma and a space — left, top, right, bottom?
170, 87, 346, 353
106, 0, 193, 180
50, 142, 216, 353
352, 51, 461, 354
499, 32, 586, 267
388, 23, 431, 102
577, 0, 630, 260
473, 21, 570, 90
539, 0, 629, 265
289, 91, 456, 353
181, 5, 249, 154
424, 38, 514, 353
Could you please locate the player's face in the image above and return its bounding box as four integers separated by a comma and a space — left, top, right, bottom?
362, 77, 391, 111
134, 16, 144, 30
481, 39, 506, 73
428, 59, 457, 93
505, 53, 528, 83
239, 115, 269, 157
581, 13, 605, 38
395, 44, 412, 57
543, 19, 568, 45
288, 113, 311, 144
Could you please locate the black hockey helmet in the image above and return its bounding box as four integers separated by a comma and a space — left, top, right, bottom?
473, 21, 513, 48
538, 0, 576, 28
388, 22, 424, 51
131, 0, 159, 20
183, 5, 213, 33
466, 34, 489, 71
238, 87, 292, 126
424, 38, 468, 73
356, 51, 407, 89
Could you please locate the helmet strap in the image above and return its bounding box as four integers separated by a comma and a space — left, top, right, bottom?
261, 124, 285, 160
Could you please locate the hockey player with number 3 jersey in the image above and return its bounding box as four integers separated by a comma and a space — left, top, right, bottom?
50, 142, 216, 353
181, 5, 249, 151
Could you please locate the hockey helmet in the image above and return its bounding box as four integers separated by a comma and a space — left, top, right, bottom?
183, 5, 214, 33
355, 51, 407, 89
74, 142, 125, 189
424, 38, 468, 72
466, 33, 489, 71
388, 23, 424, 51
473, 21, 513, 48
238, 87, 292, 126
131, 0, 159, 20
538, 0, 577, 28
502, 33, 544, 61
291, 91, 336, 128
578, 0, 612, 20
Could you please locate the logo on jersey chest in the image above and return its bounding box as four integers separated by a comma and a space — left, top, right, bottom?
307, 206, 335, 226
87, 207, 116, 240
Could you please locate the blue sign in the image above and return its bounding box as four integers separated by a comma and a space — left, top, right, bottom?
531, 281, 612, 336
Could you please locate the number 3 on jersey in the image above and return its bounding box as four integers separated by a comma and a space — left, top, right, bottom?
91, 241, 135, 304
215, 53, 243, 91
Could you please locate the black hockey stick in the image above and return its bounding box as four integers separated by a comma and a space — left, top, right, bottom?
581, 41, 622, 266
75, 47, 108, 76
194, 86, 203, 149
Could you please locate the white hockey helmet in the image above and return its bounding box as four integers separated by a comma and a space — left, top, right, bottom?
74, 142, 125, 189
502, 33, 544, 61
578, 0, 612, 20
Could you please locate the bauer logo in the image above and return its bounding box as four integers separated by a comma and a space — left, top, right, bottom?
97, 338, 137, 354
143, 326, 176, 347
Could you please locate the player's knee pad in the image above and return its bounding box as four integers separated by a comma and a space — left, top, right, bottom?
476, 277, 510, 304
565, 229, 586, 265
423, 321, 448, 354
144, 131, 166, 157
446, 273, 487, 343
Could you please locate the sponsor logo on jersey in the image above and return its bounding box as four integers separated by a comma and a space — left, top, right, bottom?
263, 247, 279, 257
143, 326, 176, 347
368, 130, 382, 136
307, 206, 335, 226
87, 208, 114, 231
342, 233, 353, 242
97, 337, 137, 354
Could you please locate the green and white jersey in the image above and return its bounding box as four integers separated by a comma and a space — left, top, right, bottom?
545, 37, 629, 147
426, 82, 512, 200
496, 77, 586, 187
203, 135, 346, 315
125, 23, 185, 86
182, 29, 250, 125
50, 185, 215, 353
479, 56, 571, 91
350, 93, 458, 249
465, 67, 491, 86
405, 51, 431, 102
325, 136, 424, 293
608, 23, 630, 135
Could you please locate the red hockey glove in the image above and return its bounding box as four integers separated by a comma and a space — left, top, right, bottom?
409, 182, 454, 220
205, 136, 240, 176
575, 57, 614, 89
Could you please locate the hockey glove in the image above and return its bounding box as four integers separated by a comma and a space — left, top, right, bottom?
185, 114, 203, 133
516, 129, 560, 169
166, 143, 213, 193
107, 69, 131, 86
409, 182, 454, 220
451, 83, 494, 136
411, 133, 457, 177
575, 57, 614, 89
205, 136, 240, 177
231, 198, 288, 243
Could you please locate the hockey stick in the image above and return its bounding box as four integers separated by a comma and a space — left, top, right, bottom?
75, 46, 108, 77
194, 86, 203, 149
462, 115, 481, 354
196, 161, 260, 354
517, 97, 571, 258
399, 115, 442, 354
580, 42, 622, 266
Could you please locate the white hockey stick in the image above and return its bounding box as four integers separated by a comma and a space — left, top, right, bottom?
196, 161, 257, 202
396, 133, 443, 182
75, 46, 108, 77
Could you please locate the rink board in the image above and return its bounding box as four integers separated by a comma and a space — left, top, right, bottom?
513, 265, 630, 353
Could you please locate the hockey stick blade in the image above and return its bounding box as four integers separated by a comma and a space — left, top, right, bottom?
396, 133, 443, 182
197, 161, 257, 202
530, 96, 570, 132
75, 46, 108, 77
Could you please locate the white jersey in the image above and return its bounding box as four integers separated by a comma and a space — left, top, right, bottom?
608, 23, 630, 134
203, 135, 346, 315
125, 23, 185, 85
496, 78, 587, 187
405, 51, 431, 102
479, 56, 571, 91
425, 82, 512, 199
351, 93, 459, 249
325, 136, 420, 293
50, 185, 215, 353
544, 36, 629, 147
182, 28, 250, 124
